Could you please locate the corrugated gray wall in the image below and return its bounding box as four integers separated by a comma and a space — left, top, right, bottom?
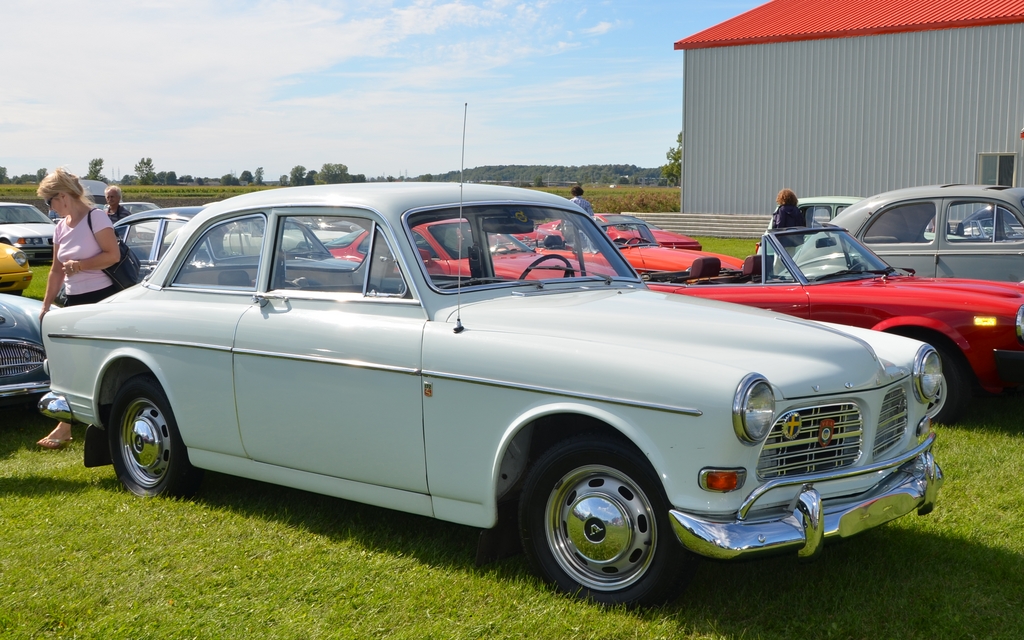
682, 23, 1024, 214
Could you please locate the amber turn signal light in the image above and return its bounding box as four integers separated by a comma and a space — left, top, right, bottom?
699, 468, 747, 492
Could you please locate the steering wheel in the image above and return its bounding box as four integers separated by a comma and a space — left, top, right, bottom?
519, 254, 575, 279
623, 236, 643, 246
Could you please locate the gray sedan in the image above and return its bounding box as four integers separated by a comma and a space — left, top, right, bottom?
831, 184, 1024, 282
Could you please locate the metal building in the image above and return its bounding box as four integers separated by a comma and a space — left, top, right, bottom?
675, 0, 1024, 215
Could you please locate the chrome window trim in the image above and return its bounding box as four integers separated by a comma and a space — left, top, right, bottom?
422, 369, 703, 416
168, 212, 269, 291
264, 206, 422, 303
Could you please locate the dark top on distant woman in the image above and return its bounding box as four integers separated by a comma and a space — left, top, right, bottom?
771, 188, 803, 229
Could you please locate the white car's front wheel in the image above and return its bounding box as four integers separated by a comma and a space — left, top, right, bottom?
518, 434, 696, 606
109, 374, 203, 498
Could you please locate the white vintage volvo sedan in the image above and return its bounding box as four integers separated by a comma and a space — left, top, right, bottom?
39, 183, 943, 606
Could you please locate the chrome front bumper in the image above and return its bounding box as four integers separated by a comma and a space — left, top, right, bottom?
669, 434, 943, 561
0, 380, 50, 400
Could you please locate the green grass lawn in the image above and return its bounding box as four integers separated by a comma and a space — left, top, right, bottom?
4, 252, 1023, 638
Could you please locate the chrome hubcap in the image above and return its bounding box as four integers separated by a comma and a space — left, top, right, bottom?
120, 398, 169, 488
545, 465, 656, 591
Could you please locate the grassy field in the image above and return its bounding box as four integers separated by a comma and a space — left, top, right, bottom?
3, 246, 1023, 638
1, 184, 680, 214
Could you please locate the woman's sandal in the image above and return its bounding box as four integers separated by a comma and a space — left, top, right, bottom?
37, 436, 72, 450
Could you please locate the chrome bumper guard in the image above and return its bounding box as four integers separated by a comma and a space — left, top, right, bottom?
669, 433, 943, 561
38, 391, 74, 422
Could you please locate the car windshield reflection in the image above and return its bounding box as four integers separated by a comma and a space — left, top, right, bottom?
406, 205, 635, 291
774, 229, 893, 282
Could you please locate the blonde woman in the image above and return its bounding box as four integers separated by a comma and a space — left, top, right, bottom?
35, 168, 121, 449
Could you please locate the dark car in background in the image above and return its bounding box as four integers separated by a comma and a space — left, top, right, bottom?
0, 295, 48, 407
114, 207, 204, 277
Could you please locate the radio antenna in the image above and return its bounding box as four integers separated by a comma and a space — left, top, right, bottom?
454, 102, 467, 334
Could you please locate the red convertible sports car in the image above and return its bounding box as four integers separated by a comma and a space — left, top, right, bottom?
645, 226, 1024, 424
335, 217, 734, 281
596, 217, 741, 274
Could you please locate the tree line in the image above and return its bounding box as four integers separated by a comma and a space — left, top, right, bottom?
1, 132, 682, 187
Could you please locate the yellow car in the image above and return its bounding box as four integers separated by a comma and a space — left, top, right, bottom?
0, 244, 32, 295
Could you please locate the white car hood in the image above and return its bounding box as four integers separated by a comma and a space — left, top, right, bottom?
434, 288, 888, 401
0, 223, 54, 238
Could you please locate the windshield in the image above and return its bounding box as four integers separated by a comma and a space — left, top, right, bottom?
0, 205, 52, 224
601, 221, 657, 246
771, 229, 891, 282
406, 204, 635, 290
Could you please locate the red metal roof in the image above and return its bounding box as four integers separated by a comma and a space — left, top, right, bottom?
675, 0, 1024, 50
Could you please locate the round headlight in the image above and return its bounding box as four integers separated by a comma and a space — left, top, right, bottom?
913, 346, 942, 403
1016, 304, 1024, 344
732, 374, 776, 445
13, 250, 28, 267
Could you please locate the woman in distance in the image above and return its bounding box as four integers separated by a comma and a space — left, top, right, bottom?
771, 188, 804, 229
35, 168, 121, 449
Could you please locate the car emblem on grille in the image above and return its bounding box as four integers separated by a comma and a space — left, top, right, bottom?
782, 413, 801, 440
818, 419, 835, 447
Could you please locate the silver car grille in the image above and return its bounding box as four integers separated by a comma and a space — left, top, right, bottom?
872, 387, 908, 459
0, 340, 45, 378
757, 403, 863, 479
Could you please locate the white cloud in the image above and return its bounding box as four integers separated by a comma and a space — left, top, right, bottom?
0, 0, 754, 177
582, 21, 615, 36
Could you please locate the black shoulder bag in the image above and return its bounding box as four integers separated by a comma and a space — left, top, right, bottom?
86, 209, 142, 290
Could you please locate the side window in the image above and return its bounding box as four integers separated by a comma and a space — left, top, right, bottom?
763, 241, 794, 283
805, 206, 831, 225
172, 215, 265, 289
995, 207, 1024, 242
366, 228, 410, 298
123, 220, 160, 261
158, 220, 187, 259
863, 202, 935, 244
269, 215, 370, 293
946, 202, 993, 242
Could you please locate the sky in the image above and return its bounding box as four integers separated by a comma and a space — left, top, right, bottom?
1, 0, 759, 181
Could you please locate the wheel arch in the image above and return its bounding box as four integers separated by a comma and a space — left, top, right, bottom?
872, 316, 970, 353
490, 402, 664, 509
93, 350, 166, 427
881, 324, 976, 386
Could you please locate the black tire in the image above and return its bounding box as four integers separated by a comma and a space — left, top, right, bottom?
108, 374, 203, 497
518, 434, 697, 606
930, 343, 970, 425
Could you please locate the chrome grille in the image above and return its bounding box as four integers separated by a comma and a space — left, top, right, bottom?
757, 403, 862, 479
873, 387, 908, 459
0, 340, 45, 378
